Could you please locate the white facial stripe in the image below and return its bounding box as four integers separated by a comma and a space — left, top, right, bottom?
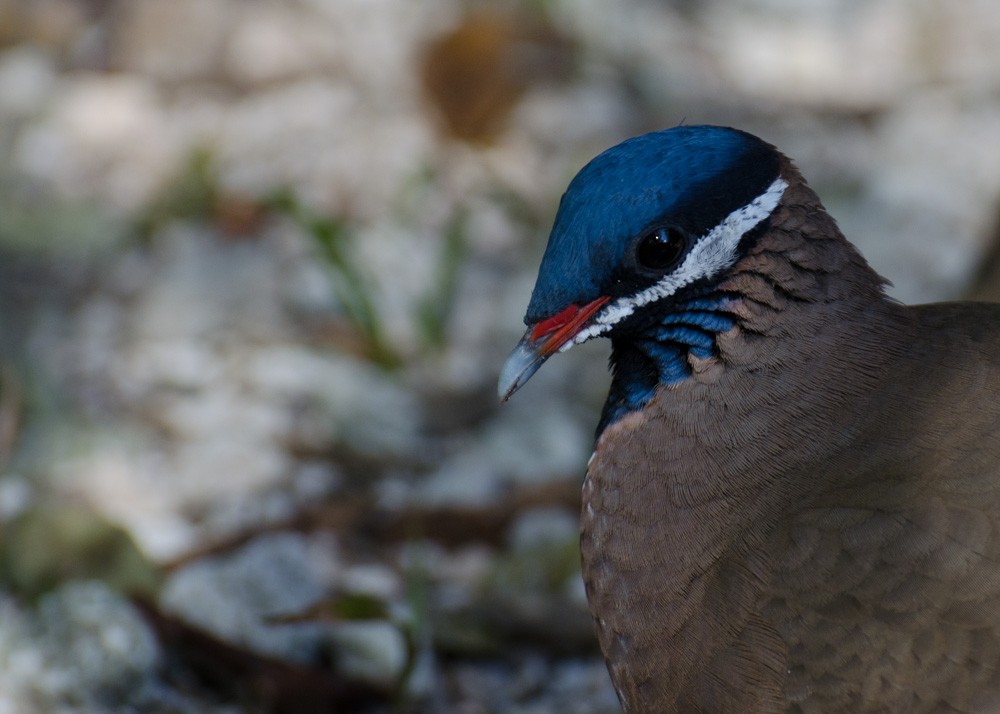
570, 176, 788, 345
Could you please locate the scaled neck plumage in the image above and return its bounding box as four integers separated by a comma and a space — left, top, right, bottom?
597, 159, 891, 437
600, 290, 739, 434
583, 171, 912, 711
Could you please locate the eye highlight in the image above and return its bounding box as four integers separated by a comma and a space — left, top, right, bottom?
636, 227, 688, 272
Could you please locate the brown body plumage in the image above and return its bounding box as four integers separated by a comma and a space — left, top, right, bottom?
582, 159, 1000, 712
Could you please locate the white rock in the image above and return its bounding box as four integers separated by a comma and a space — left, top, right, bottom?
341, 563, 402, 600
24, 583, 158, 705
161, 533, 338, 659
329, 619, 408, 686
14, 74, 180, 213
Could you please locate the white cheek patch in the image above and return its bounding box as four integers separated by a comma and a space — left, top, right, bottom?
569, 176, 788, 346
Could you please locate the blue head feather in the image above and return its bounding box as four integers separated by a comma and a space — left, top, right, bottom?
525, 125, 779, 323
516, 125, 784, 433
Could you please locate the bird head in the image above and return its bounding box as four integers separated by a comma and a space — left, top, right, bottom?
499, 125, 790, 403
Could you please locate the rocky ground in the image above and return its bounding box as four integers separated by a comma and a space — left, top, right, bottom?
1, 1, 1000, 712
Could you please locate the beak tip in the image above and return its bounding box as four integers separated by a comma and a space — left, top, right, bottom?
497, 334, 546, 403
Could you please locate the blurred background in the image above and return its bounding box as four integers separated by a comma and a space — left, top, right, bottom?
1, 0, 1000, 712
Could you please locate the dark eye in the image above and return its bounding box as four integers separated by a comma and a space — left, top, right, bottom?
636, 227, 687, 272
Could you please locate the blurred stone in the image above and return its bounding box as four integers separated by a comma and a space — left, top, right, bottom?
410, 402, 590, 507
224, 4, 336, 85
247, 344, 423, 461
0, 46, 57, 119
166, 432, 291, 504
291, 460, 343, 503
297, 0, 458, 103
160, 532, 338, 661
704, 1, 919, 109
0, 475, 31, 520
340, 563, 402, 601
507, 506, 578, 551
448, 655, 619, 713
0, 596, 39, 714
926, 0, 1000, 87
213, 78, 435, 220
111, 0, 235, 82
34, 582, 160, 696
42, 430, 199, 562
450, 660, 516, 707
0, 581, 239, 712
160, 532, 410, 688
329, 620, 408, 686
0, 582, 178, 713
865, 94, 1000, 300
123, 224, 288, 346
14, 74, 180, 213
524, 658, 621, 713
403, 542, 495, 607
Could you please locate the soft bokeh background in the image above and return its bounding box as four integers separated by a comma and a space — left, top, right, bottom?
2, 1, 1000, 712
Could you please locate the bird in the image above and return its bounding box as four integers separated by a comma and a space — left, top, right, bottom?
497, 124, 1000, 713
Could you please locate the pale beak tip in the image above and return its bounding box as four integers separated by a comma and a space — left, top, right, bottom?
497, 335, 546, 403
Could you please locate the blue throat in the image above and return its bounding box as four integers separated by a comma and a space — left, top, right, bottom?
597, 293, 736, 436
